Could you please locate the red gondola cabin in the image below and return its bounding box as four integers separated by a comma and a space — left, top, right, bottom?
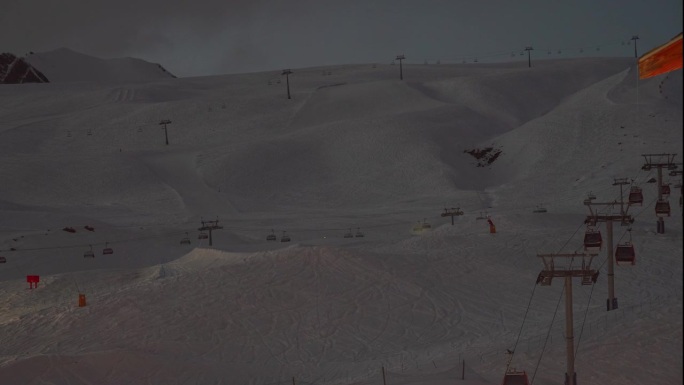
584, 228, 603, 254
615, 242, 636, 265
655, 200, 671, 217
628, 186, 643, 205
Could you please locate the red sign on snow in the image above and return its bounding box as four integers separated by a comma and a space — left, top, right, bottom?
27, 275, 40, 289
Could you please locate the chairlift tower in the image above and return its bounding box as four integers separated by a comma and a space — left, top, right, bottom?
395, 54, 405, 80
198, 217, 223, 247
630, 35, 640, 58
282, 69, 293, 99
536, 252, 598, 385
612, 178, 631, 216
670, 169, 683, 211
641, 153, 679, 233
584, 199, 633, 311
159, 119, 172, 145
440, 207, 464, 225
524, 46, 533, 67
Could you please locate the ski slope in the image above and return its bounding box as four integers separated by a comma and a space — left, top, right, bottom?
0, 56, 682, 385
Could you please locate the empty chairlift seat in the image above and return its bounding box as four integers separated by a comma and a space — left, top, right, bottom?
198, 232, 209, 240
615, 242, 636, 265
102, 243, 114, 255
84, 245, 95, 258
0, 256, 6, 263
180, 233, 191, 245
280, 231, 291, 242
655, 200, 671, 217
355, 228, 364, 237
628, 186, 643, 205
344, 229, 354, 238
266, 229, 277, 241
583, 228, 602, 254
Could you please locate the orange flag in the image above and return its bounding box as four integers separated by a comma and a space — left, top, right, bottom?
638, 33, 683, 79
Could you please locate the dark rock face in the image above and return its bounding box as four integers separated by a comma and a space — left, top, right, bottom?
0, 52, 49, 84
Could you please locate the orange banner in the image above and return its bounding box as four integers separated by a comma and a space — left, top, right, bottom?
638, 33, 683, 79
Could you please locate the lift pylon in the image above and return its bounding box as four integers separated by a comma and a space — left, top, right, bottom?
537, 252, 598, 385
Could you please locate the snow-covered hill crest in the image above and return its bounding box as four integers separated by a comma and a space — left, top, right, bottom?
24, 48, 176, 83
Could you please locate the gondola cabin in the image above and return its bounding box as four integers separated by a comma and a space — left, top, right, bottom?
502, 369, 529, 385
628, 186, 643, 205
661, 184, 671, 196
615, 242, 636, 265
583, 228, 602, 254
655, 200, 671, 217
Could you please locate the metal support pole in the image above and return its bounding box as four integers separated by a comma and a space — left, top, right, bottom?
564, 275, 576, 385
606, 220, 616, 310
658, 167, 665, 234
382, 366, 387, 385
286, 73, 291, 99
396, 55, 405, 80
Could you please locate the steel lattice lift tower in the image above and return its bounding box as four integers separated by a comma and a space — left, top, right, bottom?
198, 217, 223, 247
537, 252, 599, 385
584, 194, 633, 311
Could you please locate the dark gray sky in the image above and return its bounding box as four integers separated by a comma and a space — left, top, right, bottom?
1, 0, 682, 77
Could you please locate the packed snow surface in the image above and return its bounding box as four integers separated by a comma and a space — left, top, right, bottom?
0, 57, 682, 385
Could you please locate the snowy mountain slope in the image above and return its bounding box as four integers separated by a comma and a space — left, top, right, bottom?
0, 58, 681, 385
24, 48, 176, 83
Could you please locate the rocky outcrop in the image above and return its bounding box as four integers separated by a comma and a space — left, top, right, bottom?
0, 52, 49, 84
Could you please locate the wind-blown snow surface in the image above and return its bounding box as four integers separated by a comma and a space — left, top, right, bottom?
0, 58, 681, 385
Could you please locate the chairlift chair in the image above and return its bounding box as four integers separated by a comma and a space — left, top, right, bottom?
266, 229, 277, 241
280, 231, 291, 242
583, 228, 603, 254
412, 222, 423, 232
628, 186, 643, 206
102, 242, 114, 255
198, 232, 209, 240
84, 245, 95, 258
655, 200, 671, 217
0, 256, 6, 263
180, 232, 191, 245
355, 227, 364, 238
533, 205, 547, 213
343, 228, 354, 238
421, 219, 431, 229
502, 369, 529, 385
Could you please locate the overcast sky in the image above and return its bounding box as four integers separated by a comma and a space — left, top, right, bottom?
1, 0, 682, 77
